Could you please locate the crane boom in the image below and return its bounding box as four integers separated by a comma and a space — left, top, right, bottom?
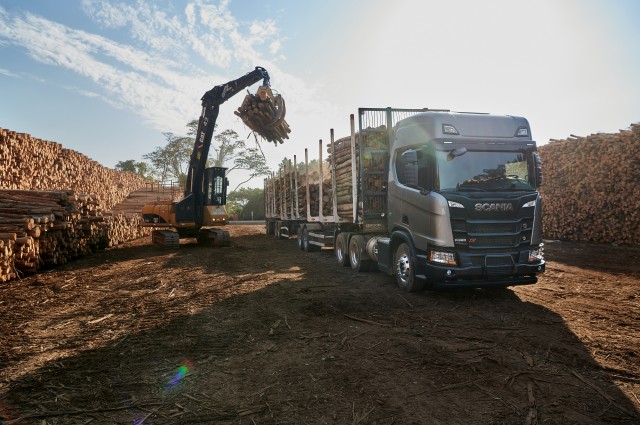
177, 67, 271, 226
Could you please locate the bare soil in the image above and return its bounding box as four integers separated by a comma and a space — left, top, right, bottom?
1, 225, 639, 424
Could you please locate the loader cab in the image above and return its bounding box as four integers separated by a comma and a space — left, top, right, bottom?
203, 166, 228, 206
201, 166, 229, 226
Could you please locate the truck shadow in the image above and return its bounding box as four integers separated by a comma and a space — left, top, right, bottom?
1, 231, 638, 424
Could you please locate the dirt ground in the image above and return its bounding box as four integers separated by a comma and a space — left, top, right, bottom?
0, 224, 639, 424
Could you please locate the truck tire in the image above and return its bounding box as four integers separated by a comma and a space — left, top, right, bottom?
297, 226, 304, 250
335, 232, 350, 267
274, 221, 281, 239
266, 221, 275, 235
302, 227, 318, 252
349, 235, 373, 272
394, 242, 424, 292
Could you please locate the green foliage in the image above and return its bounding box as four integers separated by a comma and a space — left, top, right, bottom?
115, 159, 137, 173
142, 132, 191, 184
118, 119, 270, 191
115, 159, 153, 179
228, 187, 265, 220
211, 129, 270, 190
278, 157, 320, 174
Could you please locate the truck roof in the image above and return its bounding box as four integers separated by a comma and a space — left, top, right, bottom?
395, 111, 532, 141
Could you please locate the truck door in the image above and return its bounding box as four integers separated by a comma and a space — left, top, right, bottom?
389, 147, 433, 252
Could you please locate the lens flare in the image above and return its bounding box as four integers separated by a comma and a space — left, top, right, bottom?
164, 360, 192, 392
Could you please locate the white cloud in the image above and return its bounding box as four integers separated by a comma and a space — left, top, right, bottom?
0, 1, 302, 139
0, 67, 20, 78
0, 1, 334, 183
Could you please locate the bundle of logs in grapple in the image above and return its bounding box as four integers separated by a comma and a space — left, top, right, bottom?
235, 91, 291, 145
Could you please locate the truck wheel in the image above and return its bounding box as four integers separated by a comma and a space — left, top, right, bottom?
302, 227, 318, 252
266, 221, 274, 235
274, 221, 281, 239
394, 243, 424, 292
349, 235, 373, 272
335, 232, 350, 267
297, 226, 304, 250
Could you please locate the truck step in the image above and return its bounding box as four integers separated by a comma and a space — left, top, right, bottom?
309, 232, 334, 241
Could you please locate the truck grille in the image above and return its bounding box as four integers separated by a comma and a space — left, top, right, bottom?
469, 235, 520, 247
452, 219, 533, 248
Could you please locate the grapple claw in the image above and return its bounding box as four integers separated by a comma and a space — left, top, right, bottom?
235, 86, 290, 145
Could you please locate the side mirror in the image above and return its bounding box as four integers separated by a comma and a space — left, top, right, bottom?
447, 147, 467, 161
533, 153, 542, 187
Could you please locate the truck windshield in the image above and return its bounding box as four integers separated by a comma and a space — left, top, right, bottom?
436, 150, 535, 192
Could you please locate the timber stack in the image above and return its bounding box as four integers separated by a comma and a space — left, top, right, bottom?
327, 134, 360, 219
235, 92, 291, 145
538, 123, 640, 244
0, 128, 151, 282
326, 128, 387, 219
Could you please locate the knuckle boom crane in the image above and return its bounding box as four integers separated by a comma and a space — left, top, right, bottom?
141, 66, 289, 246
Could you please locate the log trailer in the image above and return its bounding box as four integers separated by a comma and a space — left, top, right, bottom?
142, 67, 288, 246
265, 108, 545, 291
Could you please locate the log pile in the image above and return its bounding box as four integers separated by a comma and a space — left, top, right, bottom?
538, 123, 640, 245
0, 128, 146, 210
0, 128, 155, 282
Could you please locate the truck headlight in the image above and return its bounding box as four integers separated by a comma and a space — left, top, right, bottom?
430, 250, 457, 266
528, 244, 544, 263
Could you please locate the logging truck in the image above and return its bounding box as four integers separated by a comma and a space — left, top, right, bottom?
265, 108, 545, 291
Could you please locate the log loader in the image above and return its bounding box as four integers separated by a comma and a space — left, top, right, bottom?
142, 66, 288, 246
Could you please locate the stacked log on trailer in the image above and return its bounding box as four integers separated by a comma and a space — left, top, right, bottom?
538, 123, 640, 245
269, 159, 330, 219
327, 134, 358, 219
0, 128, 152, 282
326, 128, 388, 220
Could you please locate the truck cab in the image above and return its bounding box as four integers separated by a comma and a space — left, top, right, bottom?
381, 111, 545, 289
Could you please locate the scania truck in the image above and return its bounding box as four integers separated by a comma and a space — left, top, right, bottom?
265, 108, 545, 291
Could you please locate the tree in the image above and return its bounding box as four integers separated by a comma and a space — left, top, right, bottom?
142, 132, 192, 185
228, 187, 265, 220
278, 157, 321, 174
115, 159, 153, 179
187, 119, 270, 190
115, 160, 137, 173
210, 129, 270, 190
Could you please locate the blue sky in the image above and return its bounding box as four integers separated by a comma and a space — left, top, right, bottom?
1, 0, 639, 188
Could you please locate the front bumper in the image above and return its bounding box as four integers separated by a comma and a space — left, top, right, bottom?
416, 254, 545, 289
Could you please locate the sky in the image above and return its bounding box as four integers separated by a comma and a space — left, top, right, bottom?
1, 0, 639, 189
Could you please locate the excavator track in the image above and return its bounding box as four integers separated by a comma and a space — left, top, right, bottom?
152, 230, 180, 248
151, 228, 231, 248
196, 228, 231, 247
